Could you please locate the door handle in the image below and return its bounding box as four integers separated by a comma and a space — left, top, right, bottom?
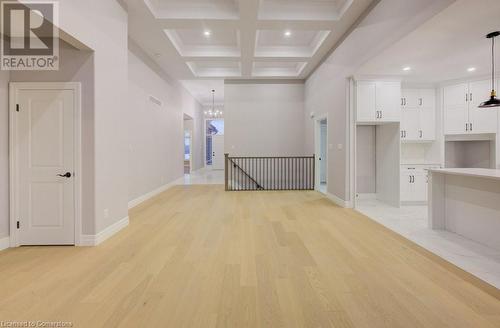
57, 172, 72, 178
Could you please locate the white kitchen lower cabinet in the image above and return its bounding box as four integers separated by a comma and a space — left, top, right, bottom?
401, 165, 440, 203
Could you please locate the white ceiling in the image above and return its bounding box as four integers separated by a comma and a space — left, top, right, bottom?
126, 0, 376, 81
356, 0, 500, 84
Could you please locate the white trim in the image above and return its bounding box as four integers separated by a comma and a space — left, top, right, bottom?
0, 237, 10, 251
314, 113, 328, 193
80, 216, 129, 246
325, 192, 353, 208
128, 182, 176, 209
356, 193, 376, 200
9, 82, 82, 247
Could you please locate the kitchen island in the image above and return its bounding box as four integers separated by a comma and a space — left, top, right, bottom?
428, 168, 500, 251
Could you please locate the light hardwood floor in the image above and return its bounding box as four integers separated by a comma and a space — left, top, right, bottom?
1, 185, 500, 327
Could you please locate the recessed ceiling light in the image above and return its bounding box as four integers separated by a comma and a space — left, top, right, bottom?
284, 30, 292, 38
402, 66, 411, 71
467, 67, 476, 72
203, 30, 211, 37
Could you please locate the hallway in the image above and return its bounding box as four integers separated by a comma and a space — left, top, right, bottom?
1, 186, 499, 327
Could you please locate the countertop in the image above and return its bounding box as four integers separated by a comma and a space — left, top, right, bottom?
428, 168, 500, 181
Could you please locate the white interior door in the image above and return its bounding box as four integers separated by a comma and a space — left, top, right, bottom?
14, 87, 76, 245
212, 134, 225, 170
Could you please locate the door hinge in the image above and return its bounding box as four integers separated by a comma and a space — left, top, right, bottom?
16, 221, 20, 229
16, 104, 19, 112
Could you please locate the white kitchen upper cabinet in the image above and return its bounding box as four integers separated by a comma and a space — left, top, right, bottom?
443, 80, 499, 135
468, 79, 498, 134
400, 88, 436, 141
356, 81, 376, 122
402, 89, 419, 109
376, 82, 401, 121
401, 108, 419, 140
444, 83, 468, 135
356, 80, 401, 123
444, 83, 468, 108
419, 108, 436, 140
419, 89, 436, 109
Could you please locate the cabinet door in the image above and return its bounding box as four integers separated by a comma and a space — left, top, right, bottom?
419, 89, 436, 109
376, 82, 401, 121
400, 170, 412, 202
419, 107, 436, 140
469, 79, 498, 134
412, 170, 427, 202
356, 81, 376, 122
401, 108, 420, 140
443, 83, 468, 135
402, 89, 419, 109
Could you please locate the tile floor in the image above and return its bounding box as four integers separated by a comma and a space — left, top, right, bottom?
356, 198, 500, 289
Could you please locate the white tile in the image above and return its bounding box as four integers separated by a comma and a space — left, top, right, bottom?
356, 199, 500, 289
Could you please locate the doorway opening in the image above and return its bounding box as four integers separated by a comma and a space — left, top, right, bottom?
315, 116, 328, 194
183, 114, 194, 174
205, 118, 224, 170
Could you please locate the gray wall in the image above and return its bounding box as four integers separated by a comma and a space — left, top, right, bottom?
224, 83, 306, 156
127, 41, 204, 203
10, 42, 95, 235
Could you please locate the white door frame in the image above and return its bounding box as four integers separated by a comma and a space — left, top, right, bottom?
314, 113, 328, 193
9, 82, 82, 247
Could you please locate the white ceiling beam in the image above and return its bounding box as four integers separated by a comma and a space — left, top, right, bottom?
238, 0, 259, 77
157, 19, 240, 30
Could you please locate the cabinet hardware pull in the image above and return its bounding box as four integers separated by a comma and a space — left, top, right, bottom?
465, 123, 468, 131
419, 98, 422, 106
419, 130, 423, 138
470, 123, 472, 131
466, 93, 468, 102
470, 93, 472, 102
401, 98, 404, 106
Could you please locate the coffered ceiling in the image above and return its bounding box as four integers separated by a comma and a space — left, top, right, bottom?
126, 0, 376, 81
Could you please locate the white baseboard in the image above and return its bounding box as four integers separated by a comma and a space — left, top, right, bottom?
0, 236, 10, 251
128, 181, 176, 209
326, 192, 353, 208
79, 216, 129, 246
356, 193, 376, 200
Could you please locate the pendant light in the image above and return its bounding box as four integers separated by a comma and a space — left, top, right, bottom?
479, 31, 500, 108
203, 89, 223, 118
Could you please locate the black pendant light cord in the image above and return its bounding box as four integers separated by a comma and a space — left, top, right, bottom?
492, 35, 495, 94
